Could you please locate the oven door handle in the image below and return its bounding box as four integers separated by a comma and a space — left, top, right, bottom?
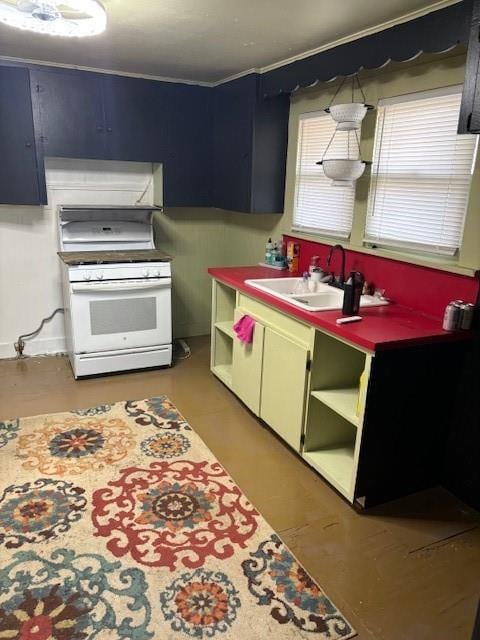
71, 279, 171, 293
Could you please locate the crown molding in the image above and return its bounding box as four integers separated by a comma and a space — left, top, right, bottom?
0, 54, 215, 86
0, 0, 463, 88
212, 0, 463, 86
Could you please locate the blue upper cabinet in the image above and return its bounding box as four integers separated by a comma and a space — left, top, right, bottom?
159, 82, 213, 207
213, 75, 256, 212
31, 68, 213, 207
33, 68, 106, 159
459, 0, 480, 133
5, 64, 288, 210
0, 67, 45, 205
101, 75, 168, 162
212, 74, 289, 213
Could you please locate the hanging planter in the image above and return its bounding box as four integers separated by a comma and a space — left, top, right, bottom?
324, 74, 373, 130
325, 103, 373, 131
317, 73, 373, 186
316, 127, 370, 186
317, 158, 368, 186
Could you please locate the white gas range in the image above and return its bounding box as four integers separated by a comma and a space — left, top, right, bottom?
58, 206, 172, 378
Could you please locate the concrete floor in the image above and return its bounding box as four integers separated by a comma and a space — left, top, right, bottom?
1, 335, 479, 640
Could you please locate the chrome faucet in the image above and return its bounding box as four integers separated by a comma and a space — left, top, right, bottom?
326, 244, 346, 289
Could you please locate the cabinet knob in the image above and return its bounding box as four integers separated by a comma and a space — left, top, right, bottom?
25, 142, 32, 148
107, 127, 112, 133
96, 125, 103, 132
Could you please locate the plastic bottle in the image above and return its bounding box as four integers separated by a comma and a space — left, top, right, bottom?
287, 241, 300, 273
294, 272, 310, 294
269, 241, 278, 265
265, 237, 273, 265
274, 241, 287, 268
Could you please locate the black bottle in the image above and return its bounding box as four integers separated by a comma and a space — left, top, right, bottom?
342, 271, 364, 315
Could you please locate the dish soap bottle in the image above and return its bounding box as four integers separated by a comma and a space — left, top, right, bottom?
342, 271, 364, 315
265, 238, 273, 265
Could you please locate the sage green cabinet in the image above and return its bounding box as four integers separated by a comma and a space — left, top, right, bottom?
232, 308, 265, 415
210, 280, 311, 452
209, 276, 468, 509
260, 328, 309, 451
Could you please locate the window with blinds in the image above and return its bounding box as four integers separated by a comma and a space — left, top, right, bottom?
293, 111, 356, 237
365, 86, 478, 256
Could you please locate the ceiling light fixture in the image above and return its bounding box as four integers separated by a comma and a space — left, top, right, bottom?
0, 0, 106, 37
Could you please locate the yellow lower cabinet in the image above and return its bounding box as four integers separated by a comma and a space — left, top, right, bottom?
260, 327, 309, 451
231, 309, 265, 415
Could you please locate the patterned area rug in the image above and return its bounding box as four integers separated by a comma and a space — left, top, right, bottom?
0, 397, 355, 639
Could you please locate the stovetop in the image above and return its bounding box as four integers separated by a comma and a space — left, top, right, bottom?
58, 249, 172, 266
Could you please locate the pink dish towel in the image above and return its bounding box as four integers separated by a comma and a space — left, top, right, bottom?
233, 315, 255, 345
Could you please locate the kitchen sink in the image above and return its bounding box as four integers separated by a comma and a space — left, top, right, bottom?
244, 278, 389, 312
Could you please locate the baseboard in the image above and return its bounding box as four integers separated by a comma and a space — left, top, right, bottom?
0, 336, 67, 360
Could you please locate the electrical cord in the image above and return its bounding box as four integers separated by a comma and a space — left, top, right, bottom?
15, 308, 65, 358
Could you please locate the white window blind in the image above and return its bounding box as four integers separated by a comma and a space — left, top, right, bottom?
365, 86, 478, 256
293, 112, 356, 237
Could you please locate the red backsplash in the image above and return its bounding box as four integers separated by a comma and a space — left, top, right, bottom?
283, 235, 479, 319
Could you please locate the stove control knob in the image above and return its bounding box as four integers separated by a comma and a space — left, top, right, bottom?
83, 272, 91, 281
95, 271, 104, 280
142, 269, 150, 278
153, 269, 161, 277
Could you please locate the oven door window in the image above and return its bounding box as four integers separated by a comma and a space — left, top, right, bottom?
70, 280, 171, 354
90, 298, 157, 335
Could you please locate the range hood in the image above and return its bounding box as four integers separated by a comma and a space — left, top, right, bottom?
58, 205, 163, 224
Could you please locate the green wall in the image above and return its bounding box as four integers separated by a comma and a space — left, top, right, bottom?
154, 209, 280, 337
155, 50, 475, 339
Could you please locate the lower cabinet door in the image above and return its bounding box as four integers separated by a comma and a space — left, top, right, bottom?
231, 309, 265, 415
260, 328, 309, 451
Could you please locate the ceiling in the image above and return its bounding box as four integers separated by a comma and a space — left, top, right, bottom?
0, 0, 462, 84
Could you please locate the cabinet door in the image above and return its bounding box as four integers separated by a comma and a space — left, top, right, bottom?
458, 0, 480, 133
161, 83, 213, 207
0, 67, 43, 205
33, 69, 106, 159
232, 309, 265, 415
212, 74, 255, 212
102, 75, 167, 162
260, 328, 309, 451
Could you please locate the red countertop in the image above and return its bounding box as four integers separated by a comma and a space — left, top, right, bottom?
208, 266, 472, 352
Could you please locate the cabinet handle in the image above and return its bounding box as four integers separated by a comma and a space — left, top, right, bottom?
25, 142, 32, 148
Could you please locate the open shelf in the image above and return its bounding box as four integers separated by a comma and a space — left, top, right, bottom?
214, 281, 236, 323
310, 331, 367, 391
212, 363, 232, 387
311, 388, 360, 427
303, 397, 358, 501
303, 447, 354, 498
215, 320, 235, 339
211, 281, 237, 390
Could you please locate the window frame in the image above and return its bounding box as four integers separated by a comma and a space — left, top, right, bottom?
363, 85, 478, 258
292, 109, 357, 239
